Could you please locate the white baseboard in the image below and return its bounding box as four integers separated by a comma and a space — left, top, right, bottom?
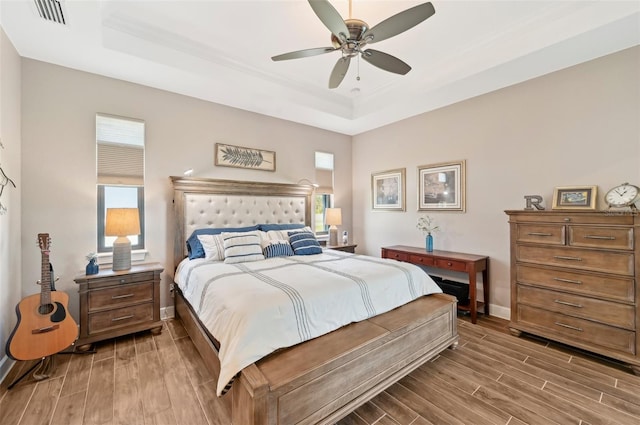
161, 305, 175, 320
488, 303, 510, 320
0, 355, 16, 388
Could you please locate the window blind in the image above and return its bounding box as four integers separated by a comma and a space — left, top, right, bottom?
315, 152, 334, 194
96, 114, 144, 185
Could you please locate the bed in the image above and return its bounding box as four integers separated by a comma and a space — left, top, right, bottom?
170, 176, 459, 425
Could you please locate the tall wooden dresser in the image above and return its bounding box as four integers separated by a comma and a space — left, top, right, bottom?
506, 210, 640, 374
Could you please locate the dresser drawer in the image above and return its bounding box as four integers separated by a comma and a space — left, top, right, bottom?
516, 224, 565, 245
569, 226, 633, 250
517, 304, 635, 356
516, 264, 634, 302
88, 282, 153, 312
409, 255, 435, 267
88, 303, 154, 335
434, 258, 467, 272
517, 245, 634, 276
382, 250, 408, 262
517, 285, 634, 329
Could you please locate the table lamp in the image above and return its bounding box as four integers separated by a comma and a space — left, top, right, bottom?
325, 207, 342, 246
105, 208, 140, 271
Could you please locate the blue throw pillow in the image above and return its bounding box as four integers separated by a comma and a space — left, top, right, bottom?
262, 240, 294, 258
288, 231, 322, 255
186, 225, 260, 260
259, 223, 306, 232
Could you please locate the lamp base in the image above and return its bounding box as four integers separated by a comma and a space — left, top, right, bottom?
329, 226, 338, 246
112, 237, 132, 271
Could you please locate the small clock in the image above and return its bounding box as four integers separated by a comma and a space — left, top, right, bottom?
604, 182, 640, 209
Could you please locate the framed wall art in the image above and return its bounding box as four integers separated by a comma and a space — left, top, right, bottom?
418, 160, 466, 212
552, 185, 597, 210
372, 168, 406, 211
215, 143, 276, 171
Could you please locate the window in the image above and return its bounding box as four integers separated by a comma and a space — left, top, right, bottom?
96, 114, 145, 253
314, 152, 334, 235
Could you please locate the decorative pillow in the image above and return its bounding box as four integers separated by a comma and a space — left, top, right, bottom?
262, 240, 294, 258
222, 231, 265, 264
197, 234, 225, 261
288, 231, 322, 255
266, 226, 313, 241
259, 223, 306, 232
186, 225, 260, 260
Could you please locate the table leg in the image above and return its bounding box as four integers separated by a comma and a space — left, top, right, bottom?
482, 264, 490, 316
469, 267, 477, 324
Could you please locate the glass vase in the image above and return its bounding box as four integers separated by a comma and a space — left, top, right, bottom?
426, 233, 433, 252
86, 258, 99, 275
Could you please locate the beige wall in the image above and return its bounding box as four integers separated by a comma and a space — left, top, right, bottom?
0, 27, 22, 380
353, 46, 640, 318
20, 59, 352, 323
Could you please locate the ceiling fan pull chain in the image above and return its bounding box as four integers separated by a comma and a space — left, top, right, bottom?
357, 54, 361, 81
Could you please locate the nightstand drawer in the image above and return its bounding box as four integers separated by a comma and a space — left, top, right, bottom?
435, 258, 467, 272
88, 303, 154, 335
88, 282, 153, 312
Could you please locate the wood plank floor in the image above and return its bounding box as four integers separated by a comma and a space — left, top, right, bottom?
2, 314, 640, 425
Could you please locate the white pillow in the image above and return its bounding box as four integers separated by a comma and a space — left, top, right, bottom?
266, 226, 313, 241
197, 234, 226, 261
222, 231, 265, 264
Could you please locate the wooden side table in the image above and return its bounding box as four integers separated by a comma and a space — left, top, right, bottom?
381, 246, 489, 323
74, 263, 163, 347
325, 243, 358, 253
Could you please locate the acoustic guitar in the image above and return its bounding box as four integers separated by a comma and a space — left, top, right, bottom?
6, 233, 78, 360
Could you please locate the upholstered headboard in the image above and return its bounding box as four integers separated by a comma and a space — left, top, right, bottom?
170, 177, 313, 269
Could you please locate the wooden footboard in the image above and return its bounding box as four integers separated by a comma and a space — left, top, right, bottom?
175, 289, 458, 425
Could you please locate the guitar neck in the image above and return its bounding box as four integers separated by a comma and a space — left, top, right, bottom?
41, 250, 51, 305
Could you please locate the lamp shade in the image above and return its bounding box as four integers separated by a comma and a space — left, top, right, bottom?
325, 208, 342, 226
105, 208, 140, 237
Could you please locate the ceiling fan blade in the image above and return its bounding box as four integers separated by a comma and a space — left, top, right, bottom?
365, 2, 435, 44
361, 49, 411, 75
308, 0, 349, 42
329, 56, 351, 89
271, 47, 337, 61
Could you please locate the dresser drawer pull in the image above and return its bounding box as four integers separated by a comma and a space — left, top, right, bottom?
111, 314, 134, 322
583, 235, 616, 240
111, 293, 135, 300
527, 232, 552, 236
553, 277, 582, 285
553, 255, 582, 261
554, 322, 583, 332
554, 300, 583, 308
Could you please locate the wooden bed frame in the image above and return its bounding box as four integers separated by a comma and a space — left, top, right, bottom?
170, 177, 459, 425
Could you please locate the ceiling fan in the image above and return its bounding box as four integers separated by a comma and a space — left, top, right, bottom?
271, 0, 436, 89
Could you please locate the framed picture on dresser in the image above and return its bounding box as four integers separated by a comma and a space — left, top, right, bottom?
418, 160, 466, 212
552, 185, 597, 210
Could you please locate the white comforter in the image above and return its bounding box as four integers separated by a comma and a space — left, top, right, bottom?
174, 250, 442, 395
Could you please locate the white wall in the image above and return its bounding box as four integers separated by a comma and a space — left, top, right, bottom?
20, 59, 352, 324
353, 46, 640, 318
0, 27, 22, 381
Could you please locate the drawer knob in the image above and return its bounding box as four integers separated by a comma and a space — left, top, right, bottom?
120, 279, 126, 283
447, 262, 452, 266
564, 218, 571, 222
554, 322, 583, 332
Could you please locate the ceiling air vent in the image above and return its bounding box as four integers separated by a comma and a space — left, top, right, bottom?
33, 0, 66, 25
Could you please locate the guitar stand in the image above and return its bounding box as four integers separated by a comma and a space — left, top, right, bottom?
7, 356, 54, 390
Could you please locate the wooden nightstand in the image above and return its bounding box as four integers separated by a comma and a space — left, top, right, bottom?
74, 263, 163, 347
325, 243, 358, 253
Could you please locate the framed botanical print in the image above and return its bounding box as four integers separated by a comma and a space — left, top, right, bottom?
418, 160, 466, 212
372, 168, 406, 211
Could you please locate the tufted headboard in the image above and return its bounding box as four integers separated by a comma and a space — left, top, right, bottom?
170, 177, 313, 269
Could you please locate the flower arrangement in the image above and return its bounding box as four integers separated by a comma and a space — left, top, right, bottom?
86, 252, 98, 262
416, 215, 439, 235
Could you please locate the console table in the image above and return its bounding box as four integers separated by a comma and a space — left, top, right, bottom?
381, 245, 489, 323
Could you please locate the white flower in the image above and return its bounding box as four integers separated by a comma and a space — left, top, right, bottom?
416, 215, 439, 234
86, 252, 98, 261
